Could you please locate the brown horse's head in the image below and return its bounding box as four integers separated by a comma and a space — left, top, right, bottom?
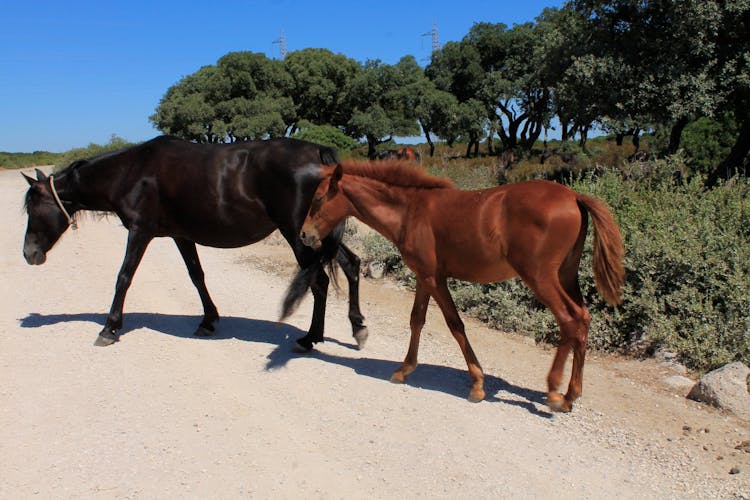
22, 169, 72, 265
300, 163, 347, 249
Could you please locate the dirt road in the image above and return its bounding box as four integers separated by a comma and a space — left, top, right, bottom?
1, 167, 748, 498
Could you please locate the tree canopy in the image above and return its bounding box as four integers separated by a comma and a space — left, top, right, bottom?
150, 1, 749, 178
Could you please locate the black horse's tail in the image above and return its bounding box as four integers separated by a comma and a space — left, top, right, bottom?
279, 232, 342, 321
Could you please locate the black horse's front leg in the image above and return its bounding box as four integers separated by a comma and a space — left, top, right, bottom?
174, 238, 219, 336
335, 243, 368, 349
294, 265, 329, 352
95, 230, 152, 346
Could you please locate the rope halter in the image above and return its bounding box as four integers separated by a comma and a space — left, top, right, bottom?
48, 175, 77, 230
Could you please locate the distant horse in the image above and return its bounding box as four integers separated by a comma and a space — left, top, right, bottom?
300, 160, 624, 412
371, 146, 421, 161
22, 136, 368, 351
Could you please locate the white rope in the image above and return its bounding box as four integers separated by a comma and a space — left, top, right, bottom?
48, 175, 77, 230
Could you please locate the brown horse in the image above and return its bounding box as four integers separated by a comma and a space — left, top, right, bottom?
300, 160, 624, 412
371, 146, 421, 161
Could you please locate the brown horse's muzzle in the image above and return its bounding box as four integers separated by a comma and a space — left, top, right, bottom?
299, 227, 321, 249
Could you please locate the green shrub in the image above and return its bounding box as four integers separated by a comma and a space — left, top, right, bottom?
573, 168, 749, 371
679, 113, 739, 177
54, 135, 134, 170
292, 122, 359, 153
0, 151, 61, 169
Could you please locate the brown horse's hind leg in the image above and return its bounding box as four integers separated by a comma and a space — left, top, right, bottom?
546, 312, 589, 413
518, 266, 588, 412
391, 281, 430, 384
555, 232, 591, 411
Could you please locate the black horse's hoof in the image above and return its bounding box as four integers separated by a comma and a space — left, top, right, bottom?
293, 336, 316, 353
194, 325, 215, 337
353, 327, 369, 350
293, 342, 312, 353
94, 334, 117, 346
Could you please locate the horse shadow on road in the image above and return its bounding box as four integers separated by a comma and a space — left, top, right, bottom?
20, 311, 551, 418
302, 344, 552, 419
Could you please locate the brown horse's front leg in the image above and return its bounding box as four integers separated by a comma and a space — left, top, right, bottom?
429, 279, 485, 403
391, 282, 430, 384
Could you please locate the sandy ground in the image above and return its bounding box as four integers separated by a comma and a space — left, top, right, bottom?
1, 167, 748, 499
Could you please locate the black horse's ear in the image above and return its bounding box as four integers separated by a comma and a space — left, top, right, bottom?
34, 168, 47, 181
22, 172, 36, 186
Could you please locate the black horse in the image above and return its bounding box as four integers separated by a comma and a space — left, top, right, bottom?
22, 135, 367, 350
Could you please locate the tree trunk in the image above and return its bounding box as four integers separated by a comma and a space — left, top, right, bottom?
424, 130, 435, 157
579, 125, 589, 149
706, 117, 750, 187
667, 116, 689, 154
632, 127, 641, 151
561, 121, 570, 142
367, 136, 377, 159
487, 127, 496, 156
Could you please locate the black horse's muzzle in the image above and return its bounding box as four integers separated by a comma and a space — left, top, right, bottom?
23, 238, 47, 265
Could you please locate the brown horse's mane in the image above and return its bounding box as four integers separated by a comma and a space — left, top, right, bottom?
339, 159, 454, 190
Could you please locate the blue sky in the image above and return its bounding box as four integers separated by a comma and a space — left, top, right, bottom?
1, 0, 563, 153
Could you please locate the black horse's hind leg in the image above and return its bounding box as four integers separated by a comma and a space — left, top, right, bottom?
174, 238, 219, 336
95, 230, 152, 346
335, 243, 369, 349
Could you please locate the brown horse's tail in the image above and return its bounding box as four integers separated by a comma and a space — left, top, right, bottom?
577, 194, 625, 305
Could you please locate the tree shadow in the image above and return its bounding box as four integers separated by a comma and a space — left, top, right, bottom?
20, 311, 551, 418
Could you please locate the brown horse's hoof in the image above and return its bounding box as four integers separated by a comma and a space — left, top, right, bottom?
94, 335, 117, 347
390, 371, 406, 384
547, 392, 572, 413
194, 325, 214, 337
468, 389, 486, 403
353, 327, 369, 350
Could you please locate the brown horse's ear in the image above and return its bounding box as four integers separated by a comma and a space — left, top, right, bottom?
22, 172, 36, 186
34, 168, 47, 181
329, 163, 343, 194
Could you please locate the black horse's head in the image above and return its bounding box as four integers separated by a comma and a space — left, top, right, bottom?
22, 169, 72, 265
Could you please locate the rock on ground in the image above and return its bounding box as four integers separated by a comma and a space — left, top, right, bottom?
688, 362, 750, 421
